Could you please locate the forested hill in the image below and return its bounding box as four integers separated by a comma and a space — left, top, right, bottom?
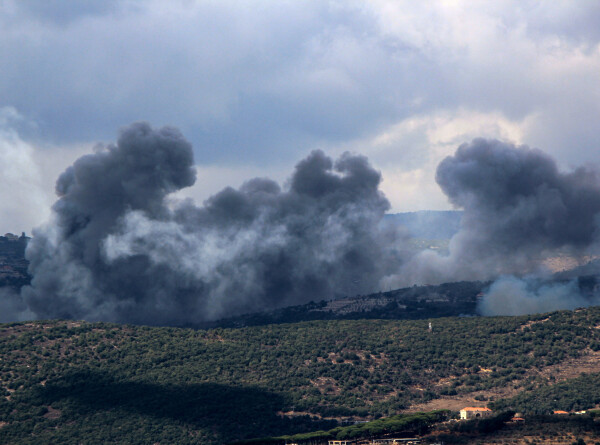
204, 274, 600, 329
3, 307, 600, 444
203, 280, 486, 329
0, 233, 30, 289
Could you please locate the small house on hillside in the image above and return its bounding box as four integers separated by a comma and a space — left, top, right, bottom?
460, 407, 492, 420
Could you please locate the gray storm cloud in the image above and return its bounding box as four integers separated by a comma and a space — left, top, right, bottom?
20, 122, 400, 325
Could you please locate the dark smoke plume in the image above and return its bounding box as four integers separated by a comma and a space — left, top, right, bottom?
437, 138, 600, 255
385, 138, 600, 314
11, 132, 600, 323
21, 122, 400, 325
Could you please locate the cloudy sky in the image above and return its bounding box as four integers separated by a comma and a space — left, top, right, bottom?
1, 0, 600, 234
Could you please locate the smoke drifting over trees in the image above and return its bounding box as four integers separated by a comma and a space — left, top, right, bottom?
477, 275, 593, 316
3, 126, 600, 324
20, 123, 400, 325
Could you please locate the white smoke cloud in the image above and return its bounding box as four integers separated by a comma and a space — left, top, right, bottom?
478, 275, 596, 316
0, 107, 94, 234
0, 107, 48, 233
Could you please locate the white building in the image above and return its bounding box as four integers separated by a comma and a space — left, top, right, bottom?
460, 407, 492, 420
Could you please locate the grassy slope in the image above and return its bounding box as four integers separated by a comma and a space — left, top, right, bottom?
2, 307, 600, 444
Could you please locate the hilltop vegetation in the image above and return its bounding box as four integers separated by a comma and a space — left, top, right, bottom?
207, 280, 485, 328
0, 233, 29, 289
2, 307, 600, 443
236, 410, 452, 444
491, 372, 600, 414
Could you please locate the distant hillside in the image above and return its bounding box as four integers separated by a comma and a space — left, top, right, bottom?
384, 210, 462, 239
0, 233, 30, 289
2, 308, 600, 443
206, 274, 600, 329
203, 280, 486, 329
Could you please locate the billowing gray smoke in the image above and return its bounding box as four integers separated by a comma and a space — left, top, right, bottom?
21, 122, 399, 325
437, 138, 600, 256
10, 132, 600, 323
385, 138, 600, 314
0, 287, 33, 323
385, 138, 600, 290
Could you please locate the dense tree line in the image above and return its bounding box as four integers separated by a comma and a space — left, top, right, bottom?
204, 280, 485, 328
491, 373, 600, 414
233, 410, 450, 444
1, 306, 600, 443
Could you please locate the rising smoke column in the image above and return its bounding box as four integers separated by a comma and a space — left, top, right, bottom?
388, 138, 600, 289
437, 138, 600, 256
22, 123, 196, 323
386, 138, 600, 314
22, 122, 400, 325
